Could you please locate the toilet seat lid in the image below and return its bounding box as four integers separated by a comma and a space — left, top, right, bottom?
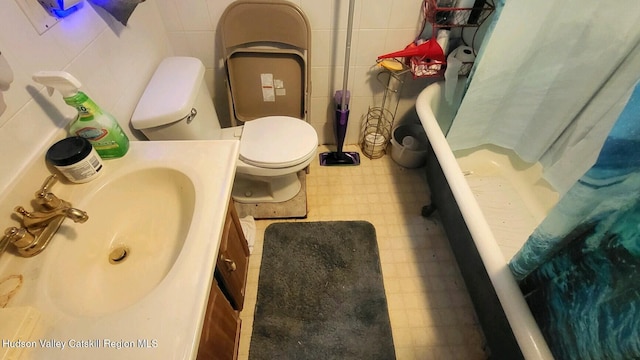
240, 116, 317, 168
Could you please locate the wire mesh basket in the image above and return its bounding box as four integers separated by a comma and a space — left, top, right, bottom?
361, 107, 394, 159
360, 69, 405, 159
406, 0, 495, 79
427, 0, 495, 28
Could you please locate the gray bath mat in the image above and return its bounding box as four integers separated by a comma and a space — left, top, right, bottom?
249, 221, 396, 360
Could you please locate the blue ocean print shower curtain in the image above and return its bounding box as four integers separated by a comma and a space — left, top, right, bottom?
509, 81, 640, 360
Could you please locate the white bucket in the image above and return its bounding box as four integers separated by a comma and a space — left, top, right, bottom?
390, 124, 428, 168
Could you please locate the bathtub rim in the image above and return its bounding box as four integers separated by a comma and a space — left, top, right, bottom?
416, 81, 554, 360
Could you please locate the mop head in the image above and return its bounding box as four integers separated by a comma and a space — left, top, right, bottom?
321, 89, 360, 166
319, 151, 360, 166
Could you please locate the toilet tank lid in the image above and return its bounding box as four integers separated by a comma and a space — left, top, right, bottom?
131, 57, 204, 130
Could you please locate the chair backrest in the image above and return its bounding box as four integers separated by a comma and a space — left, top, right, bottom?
221, 0, 310, 53
220, 0, 311, 125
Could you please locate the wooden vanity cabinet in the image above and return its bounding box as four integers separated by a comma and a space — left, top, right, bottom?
197, 201, 250, 360
215, 201, 250, 311
197, 280, 241, 360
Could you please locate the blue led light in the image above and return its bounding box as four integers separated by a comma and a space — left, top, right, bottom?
51, 0, 81, 18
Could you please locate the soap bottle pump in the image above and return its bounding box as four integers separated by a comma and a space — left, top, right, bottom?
32, 71, 129, 159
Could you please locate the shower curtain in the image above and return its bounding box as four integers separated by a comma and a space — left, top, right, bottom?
509, 81, 640, 359
446, 0, 640, 193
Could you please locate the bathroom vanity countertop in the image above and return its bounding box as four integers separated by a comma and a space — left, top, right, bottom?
0, 140, 240, 360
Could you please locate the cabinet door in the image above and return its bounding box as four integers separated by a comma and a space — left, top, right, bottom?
216, 201, 250, 310
197, 280, 241, 360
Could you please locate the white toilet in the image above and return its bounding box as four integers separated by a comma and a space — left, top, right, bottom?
131, 56, 318, 203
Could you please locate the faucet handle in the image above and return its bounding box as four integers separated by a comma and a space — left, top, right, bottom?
0, 227, 18, 254
36, 174, 57, 197
1, 227, 34, 254
35, 174, 65, 210
2, 227, 33, 250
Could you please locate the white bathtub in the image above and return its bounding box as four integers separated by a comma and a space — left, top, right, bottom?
416, 81, 557, 359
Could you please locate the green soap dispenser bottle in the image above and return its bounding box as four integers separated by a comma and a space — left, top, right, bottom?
33, 71, 129, 159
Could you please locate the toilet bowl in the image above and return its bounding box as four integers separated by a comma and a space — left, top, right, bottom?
131, 57, 318, 203
220, 116, 317, 202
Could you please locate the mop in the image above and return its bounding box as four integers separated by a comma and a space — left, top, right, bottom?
319, 0, 360, 166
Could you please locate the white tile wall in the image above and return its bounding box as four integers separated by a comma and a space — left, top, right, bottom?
0, 1, 171, 194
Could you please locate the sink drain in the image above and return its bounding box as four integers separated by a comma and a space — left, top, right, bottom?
109, 246, 130, 264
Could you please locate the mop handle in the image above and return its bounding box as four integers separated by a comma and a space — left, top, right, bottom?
340, 0, 355, 109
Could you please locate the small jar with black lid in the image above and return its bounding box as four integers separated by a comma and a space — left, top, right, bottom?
46, 137, 104, 183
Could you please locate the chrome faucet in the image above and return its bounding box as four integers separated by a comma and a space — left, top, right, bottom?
1, 174, 88, 257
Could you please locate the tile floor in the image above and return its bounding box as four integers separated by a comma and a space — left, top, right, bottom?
237, 146, 488, 360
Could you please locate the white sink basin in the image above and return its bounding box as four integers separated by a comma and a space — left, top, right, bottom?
0, 140, 239, 359
46, 168, 196, 317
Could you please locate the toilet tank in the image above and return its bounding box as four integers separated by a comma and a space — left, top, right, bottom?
131, 57, 221, 140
